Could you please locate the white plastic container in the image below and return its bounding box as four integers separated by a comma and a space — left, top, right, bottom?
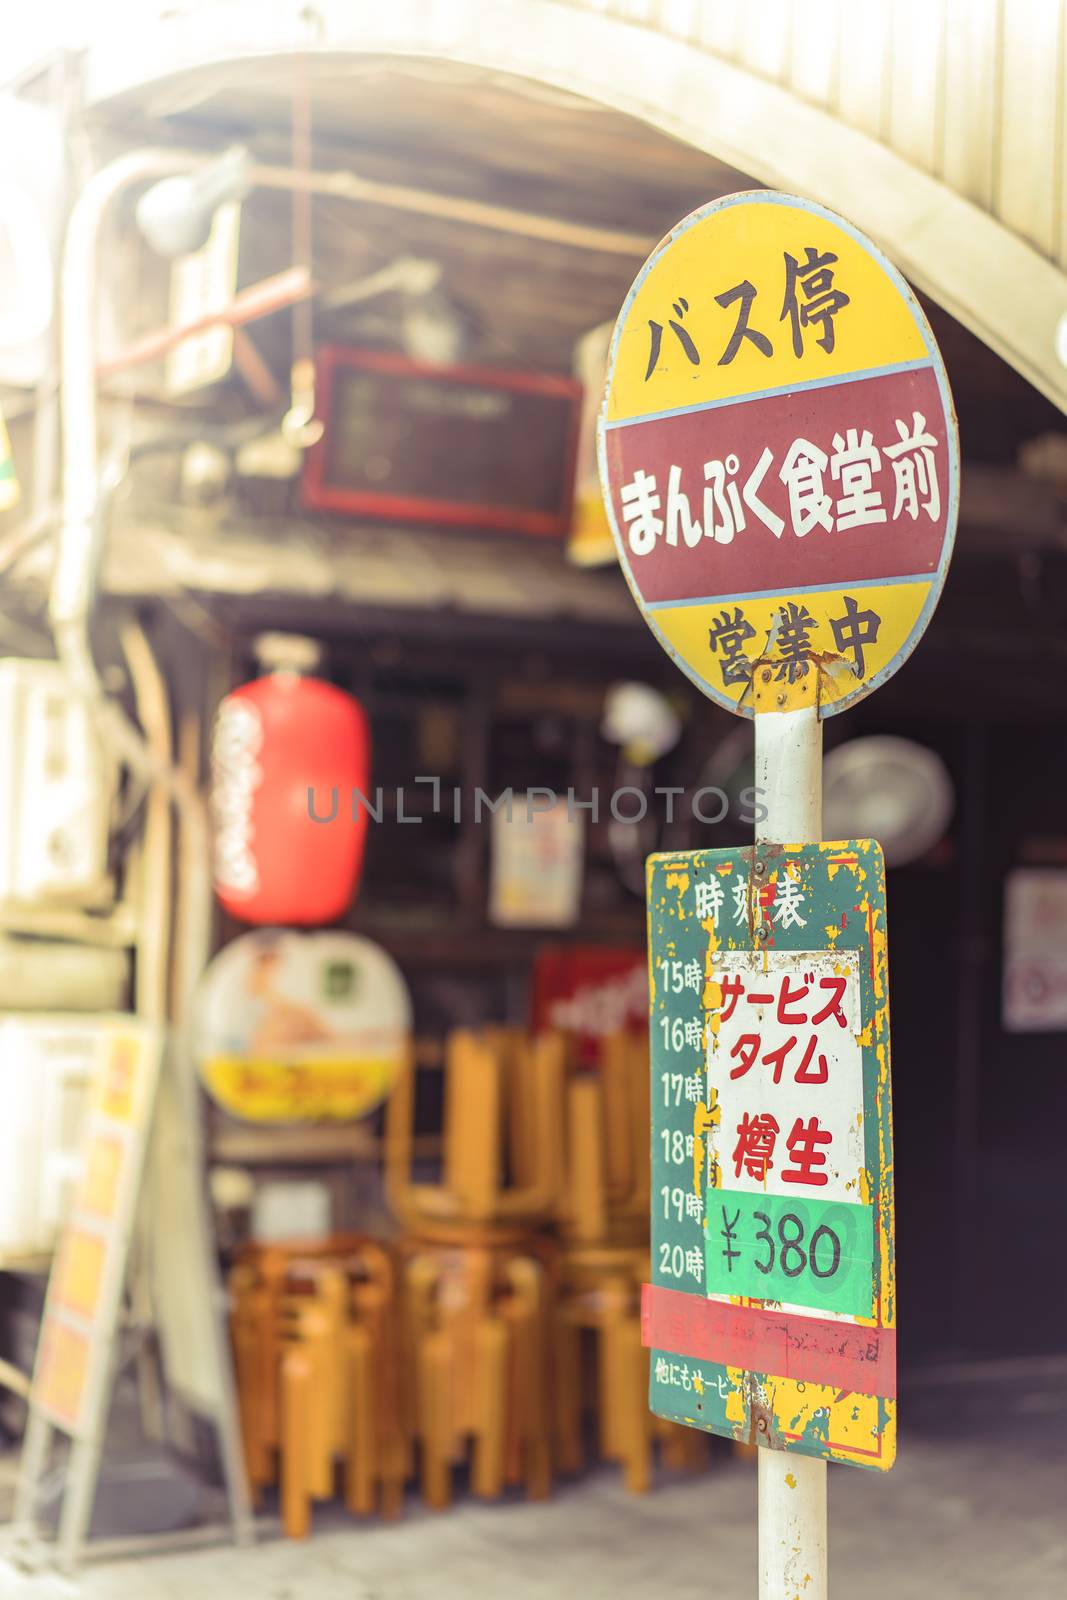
0, 1016, 101, 1257
0, 659, 113, 910
0, 935, 127, 1011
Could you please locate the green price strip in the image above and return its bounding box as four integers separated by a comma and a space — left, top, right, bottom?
704, 1189, 875, 1317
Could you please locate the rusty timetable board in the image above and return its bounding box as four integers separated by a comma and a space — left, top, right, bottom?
641, 840, 896, 1470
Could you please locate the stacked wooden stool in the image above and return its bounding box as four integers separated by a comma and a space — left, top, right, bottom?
385, 1028, 564, 1508
227, 1023, 709, 1535
553, 1030, 706, 1490
229, 1235, 406, 1535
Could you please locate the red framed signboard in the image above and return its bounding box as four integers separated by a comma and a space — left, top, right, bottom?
302, 347, 582, 538
530, 944, 647, 1067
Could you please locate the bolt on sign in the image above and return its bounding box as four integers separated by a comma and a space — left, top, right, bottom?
597, 191, 959, 715
643, 842, 895, 1468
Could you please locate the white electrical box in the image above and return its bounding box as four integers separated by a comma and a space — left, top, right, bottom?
0, 659, 113, 910
0, 1016, 103, 1258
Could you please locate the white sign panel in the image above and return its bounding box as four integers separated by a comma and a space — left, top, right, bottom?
706, 949, 865, 1204
165, 200, 240, 396
489, 798, 584, 929
1003, 868, 1067, 1032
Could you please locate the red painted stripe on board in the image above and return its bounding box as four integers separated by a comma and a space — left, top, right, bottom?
603, 364, 949, 605
641, 1283, 896, 1399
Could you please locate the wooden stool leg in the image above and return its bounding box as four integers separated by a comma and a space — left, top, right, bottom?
553, 1317, 584, 1475
417, 1331, 453, 1510
660, 1418, 707, 1472
471, 1315, 508, 1501
369, 1301, 407, 1520
344, 1325, 375, 1515
232, 1319, 268, 1500
598, 1328, 621, 1461
281, 1349, 312, 1539
316, 1268, 350, 1458
566, 1078, 608, 1243
362, 1276, 407, 1517
305, 1312, 335, 1501
618, 1319, 652, 1495
251, 1286, 280, 1457
378, 1435, 407, 1521
504, 1343, 524, 1490
598, 1279, 629, 1462
601, 1033, 634, 1202
444, 1033, 501, 1222
660, 1422, 688, 1471
676, 1424, 709, 1471
505, 1263, 552, 1501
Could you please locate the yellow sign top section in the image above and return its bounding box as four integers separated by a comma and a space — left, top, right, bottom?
606, 195, 930, 422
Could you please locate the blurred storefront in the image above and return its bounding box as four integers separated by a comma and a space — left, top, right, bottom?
0, 0, 1064, 1581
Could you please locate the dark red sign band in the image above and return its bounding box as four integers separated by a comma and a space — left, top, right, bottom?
604, 364, 949, 605
641, 1282, 897, 1399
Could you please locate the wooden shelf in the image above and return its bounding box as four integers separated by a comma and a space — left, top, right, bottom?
210, 1125, 378, 1166
210, 1124, 441, 1167
352, 914, 645, 967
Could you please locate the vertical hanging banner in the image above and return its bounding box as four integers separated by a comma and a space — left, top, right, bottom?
597, 191, 959, 716
643, 841, 895, 1468
30, 1021, 162, 1436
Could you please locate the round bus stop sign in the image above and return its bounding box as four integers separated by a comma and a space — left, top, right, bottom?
598, 191, 959, 717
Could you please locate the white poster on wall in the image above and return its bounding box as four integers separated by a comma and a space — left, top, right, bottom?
489, 796, 583, 929
1003, 869, 1067, 1032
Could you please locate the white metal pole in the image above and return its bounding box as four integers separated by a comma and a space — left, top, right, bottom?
753, 691, 821, 844
753, 671, 827, 1600
758, 1448, 827, 1600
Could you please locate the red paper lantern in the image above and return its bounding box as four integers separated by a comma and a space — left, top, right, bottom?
211, 667, 369, 926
